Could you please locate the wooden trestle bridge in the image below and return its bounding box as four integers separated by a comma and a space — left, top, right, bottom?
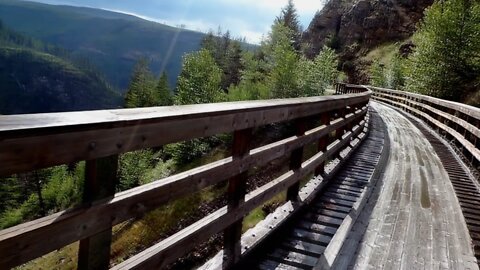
0, 84, 479, 269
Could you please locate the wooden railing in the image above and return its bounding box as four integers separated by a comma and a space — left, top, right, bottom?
335, 83, 366, 95
371, 86, 480, 169
0, 90, 370, 269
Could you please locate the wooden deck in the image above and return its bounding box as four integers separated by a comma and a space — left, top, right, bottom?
345, 102, 478, 269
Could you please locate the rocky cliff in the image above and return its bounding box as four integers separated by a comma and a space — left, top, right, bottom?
303, 0, 434, 82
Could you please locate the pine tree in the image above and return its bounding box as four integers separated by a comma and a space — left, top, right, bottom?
275, 0, 303, 51
201, 30, 244, 90
222, 40, 243, 89
156, 72, 173, 106
405, 0, 480, 101
124, 59, 157, 108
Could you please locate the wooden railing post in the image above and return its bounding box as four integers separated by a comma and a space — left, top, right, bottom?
315, 112, 331, 176
334, 107, 348, 160
286, 118, 308, 201
78, 155, 118, 270
336, 107, 347, 139
223, 128, 253, 267
347, 105, 355, 132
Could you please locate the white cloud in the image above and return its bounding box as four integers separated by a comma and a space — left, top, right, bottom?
217, 0, 323, 17
43, 0, 324, 45
239, 30, 265, 44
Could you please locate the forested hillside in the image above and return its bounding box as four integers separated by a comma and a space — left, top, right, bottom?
0, 21, 122, 114
0, 0, 205, 90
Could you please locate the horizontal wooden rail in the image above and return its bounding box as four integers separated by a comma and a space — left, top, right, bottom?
370, 86, 480, 167
0, 89, 371, 269
0, 94, 368, 177
335, 83, 366, 95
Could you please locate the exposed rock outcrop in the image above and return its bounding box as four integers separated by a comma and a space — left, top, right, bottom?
303, 0, 434, 82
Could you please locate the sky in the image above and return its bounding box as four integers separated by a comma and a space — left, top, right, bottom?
30, 0, 325, 44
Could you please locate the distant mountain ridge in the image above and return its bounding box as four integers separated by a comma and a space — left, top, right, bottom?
0, 22, 123, 114
0, 0, 206, 91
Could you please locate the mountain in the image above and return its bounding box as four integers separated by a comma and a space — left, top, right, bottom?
0, 23, 122, 114
303, 0, 434, 82
0, 0, 205, 91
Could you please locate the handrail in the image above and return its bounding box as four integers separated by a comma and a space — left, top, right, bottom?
0, 94, 369, 177
370, 86, 480, 168
0, 88, 371, 269
335, 83, 366, 95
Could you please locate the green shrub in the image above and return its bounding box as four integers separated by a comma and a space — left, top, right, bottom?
118, 150, 155, 191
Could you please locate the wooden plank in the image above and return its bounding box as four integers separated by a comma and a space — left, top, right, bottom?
291, 229, 332, 246
296, 221, 338, 236
347, 101, 478, 269
267, 247, 318, 268
0, 110, 368, 269
0, 94, 370, 176
280, 238, 326, 256
259, 259, 298, 270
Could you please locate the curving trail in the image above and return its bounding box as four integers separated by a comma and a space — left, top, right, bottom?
347, 102, 478, 270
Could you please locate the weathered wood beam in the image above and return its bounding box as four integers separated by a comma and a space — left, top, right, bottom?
0, 94, 370, 177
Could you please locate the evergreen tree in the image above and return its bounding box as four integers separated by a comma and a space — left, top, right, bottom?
124, 59, 157, 108
201, 29, 244, 90
227, 51, 270, 101
156, 72, 173, 106
275, 0, 303, 51
222, 40, 243, 89
267, 22, 300, 98
405, 0, 480, 101
175, 49, 223, 105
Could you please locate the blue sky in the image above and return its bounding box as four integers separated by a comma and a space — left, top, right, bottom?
30, 0, 325, 43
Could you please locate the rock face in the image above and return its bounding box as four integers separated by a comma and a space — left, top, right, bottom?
303, 0, 434, 82
304, 0, 433, 53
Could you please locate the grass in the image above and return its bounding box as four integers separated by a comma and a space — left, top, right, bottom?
363, 42, 402, 66
242, 191, 287, 233
16, 243, 78, 270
